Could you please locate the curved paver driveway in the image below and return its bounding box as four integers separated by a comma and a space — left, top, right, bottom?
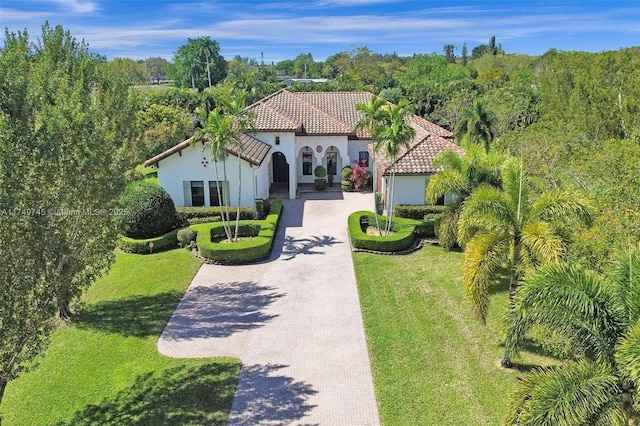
158, 192, 380, 426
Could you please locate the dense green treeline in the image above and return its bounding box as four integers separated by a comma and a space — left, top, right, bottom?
124, 42, 640, 268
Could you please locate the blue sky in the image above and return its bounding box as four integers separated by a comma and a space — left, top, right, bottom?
1, 0, 638, 63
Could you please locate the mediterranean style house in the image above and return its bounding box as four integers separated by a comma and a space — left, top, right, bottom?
145, 89, 464, 208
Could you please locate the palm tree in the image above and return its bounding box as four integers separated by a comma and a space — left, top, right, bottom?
193, 107, 235, 241
426, 144, 503, 250
199, 40, 214, 88
459, 157, 594, 366
215, 88, 256, 240
456, 98, 496, 153
374, 101, 415, 234
504, 246, 640, 425
356, 96, 391, 234
185, 57, 202, 90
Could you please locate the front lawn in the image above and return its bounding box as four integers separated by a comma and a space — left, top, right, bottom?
353, 245, 556, 425
1, 249, 241, 425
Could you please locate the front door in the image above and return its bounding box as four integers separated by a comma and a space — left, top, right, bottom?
272, 152, 289, 183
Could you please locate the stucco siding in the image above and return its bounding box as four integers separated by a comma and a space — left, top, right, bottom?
156, 143, 256, 207
392, 176, 428, 206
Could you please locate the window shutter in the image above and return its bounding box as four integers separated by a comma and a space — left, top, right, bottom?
182, 181, 191, 206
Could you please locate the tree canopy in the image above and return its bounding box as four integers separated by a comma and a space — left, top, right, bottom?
0, 23, 136, 407
167, 37, 226, 90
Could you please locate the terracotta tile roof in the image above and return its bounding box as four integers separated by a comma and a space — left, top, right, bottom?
145, 133, 271, 167
146, 89, 458, 175
407, 114, 454, 139
370, 131, 465, 176
247, 89, 375, 135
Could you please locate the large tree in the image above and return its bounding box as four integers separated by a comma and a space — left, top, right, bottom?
504, 246, 640, 424
145, 57, 168, 84
0, 24, 134, 410
167, 37, 226, 91
459, 157, 594, 366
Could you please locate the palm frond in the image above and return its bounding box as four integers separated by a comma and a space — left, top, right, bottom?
530, 189, 595, 228
458, 184, 513, 245
437, 202, 462, 250
425, 169, 466, 204
432, 148, 463, 171
612, 244, 640, 324
521, 220, 566, 265
505, 262, 623, 363
501, 157, 531, 223
463, 232, 510, 323
505, 361, 623, 426
615, 319, 640, 387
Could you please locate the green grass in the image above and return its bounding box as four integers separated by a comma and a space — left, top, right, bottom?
353, 245, 557, 425
1, 249, 241, 425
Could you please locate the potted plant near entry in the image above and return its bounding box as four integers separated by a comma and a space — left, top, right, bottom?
314, 165, 327, 190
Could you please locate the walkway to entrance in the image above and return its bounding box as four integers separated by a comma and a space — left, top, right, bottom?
158, 192, 380, 425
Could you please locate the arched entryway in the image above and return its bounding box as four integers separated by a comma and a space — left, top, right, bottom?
272, 152, 289, 183
325, 146, 342, 177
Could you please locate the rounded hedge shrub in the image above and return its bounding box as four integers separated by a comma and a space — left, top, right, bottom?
314, 165, 327, 178
116, 180, 176, 239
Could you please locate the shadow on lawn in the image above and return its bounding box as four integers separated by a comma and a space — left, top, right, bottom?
54, 362, 241, 426
77, 291, 183, 337
161, 282, 284, 341
229, 363, 318, 426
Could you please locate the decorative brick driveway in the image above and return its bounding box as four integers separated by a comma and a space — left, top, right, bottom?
158, 192, 380, 425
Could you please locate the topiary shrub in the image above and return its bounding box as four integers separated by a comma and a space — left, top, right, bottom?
314, 165, 327, 190
341, 166, 353, 191
177, 227, 197, 248
254, 198, 271, 220
116, 180, 176, 239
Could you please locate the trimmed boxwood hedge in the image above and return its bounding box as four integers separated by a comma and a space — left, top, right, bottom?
176, 206, 254, 220
348, 211, 420, 252
118, 229, 179, 254
394, 204, 447, 220
193, 198, 283, 264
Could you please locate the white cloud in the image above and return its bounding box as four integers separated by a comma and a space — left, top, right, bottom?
41, 0, 98, 13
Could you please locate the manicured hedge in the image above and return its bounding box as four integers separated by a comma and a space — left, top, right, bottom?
348, 211, 420, 252
118, 229, 179, 254
394, 204, 447, 220
187, 215, 221, 225
193, 198, 284, 264
176, 206, 254, 220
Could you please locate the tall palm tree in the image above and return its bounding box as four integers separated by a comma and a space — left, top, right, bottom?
193, 107, 235, 241
185, 57, 202, 90
199, 40, 214, 88
459, 157, 594, 366
215, 88, 256, 240
426, 144, 503, 250
504, 246, 640, 425
374, 101, 415, 234
456, 98, 496, 153
356, 96, 391, 234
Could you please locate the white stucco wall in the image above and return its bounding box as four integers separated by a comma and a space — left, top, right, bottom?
347, 139, 373, 173
156, 142, 257, 207
391, 175, 428, 206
